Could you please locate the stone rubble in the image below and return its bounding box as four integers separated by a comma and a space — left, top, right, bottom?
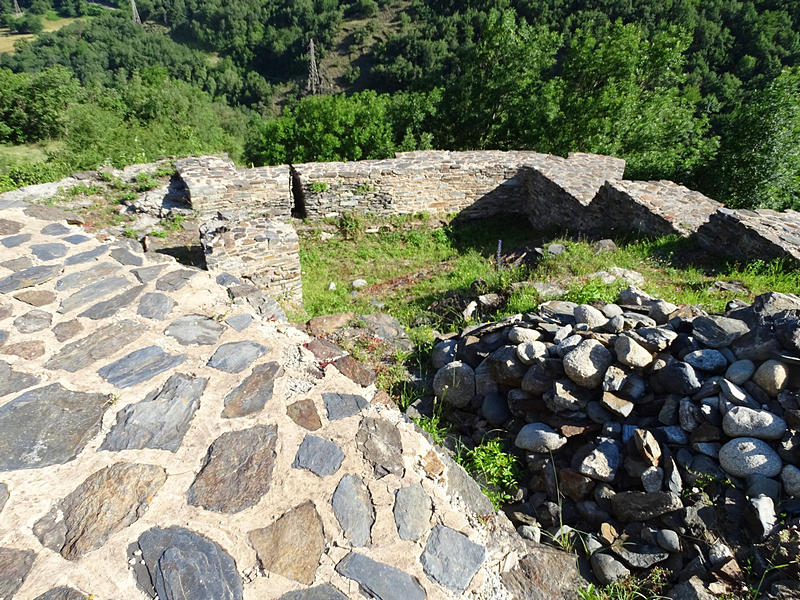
431, 290, 800, 598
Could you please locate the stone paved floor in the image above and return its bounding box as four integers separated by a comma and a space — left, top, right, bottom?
0, 197, 570, 600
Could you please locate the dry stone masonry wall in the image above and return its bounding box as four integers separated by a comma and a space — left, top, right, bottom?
0, 193, 584, 600
173, 150, 800, 303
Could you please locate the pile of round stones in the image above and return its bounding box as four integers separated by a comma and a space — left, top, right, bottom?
430, 287, 800, 598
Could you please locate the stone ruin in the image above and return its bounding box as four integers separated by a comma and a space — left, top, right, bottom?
168, 150, 800, 305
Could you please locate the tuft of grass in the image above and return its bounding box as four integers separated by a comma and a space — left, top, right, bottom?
123, 227, 138, 239
65, 183, 102, 196
135, 172, 160, 192
309, 181, 329, 193
578, 568, 669, 600
458, 437, 520, 510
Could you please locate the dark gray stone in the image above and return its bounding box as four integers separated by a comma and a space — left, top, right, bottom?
421, 525, 485, 593
356, 416, 404, 478
1, 233, 31, 248
590, 553, 630, 585
62, 234, 90, 245
31, 243, 67, 261
323, 392, 368, 420
612, 543, 669, 568
0, 360, 40, 397
207, 341, 267, 373
110, 246, 143, 266
0, 383, 107, 471
58, 276, 130, 313
41, 223, 71, 236
45, 320, 146, 372
132, 264, 166, 283
165, 314, 226, 346
133, 526, 242, 600
216, 272, 242, 287
657, 361, 701, 395
137, 292, 175, 320
78, 285, 144, 320
222, 361, 282, 418
14, 309, 52, 333
0, 263, 62, 293
101, 373, 207, 452
33, 587, 87, 600
65, 245, 108, 265
278, 584, 348, 600
359, 312, 413, 352
98, 345, 186, 388
332, 474, 374, 546
0, 547, 36, 598
33, 462, 166, 559
0, 483, 7, 513
336, 552, 425, 600
225, 313, 253, 331
394, 483, 432, 541
692, 315, 749, 348
611, 491, 683, 521
501, 547, 587, 600
55, 262, 120, 291
188, 425, 278, 513
293, 435, 344, 477
576, 438, 621, 482
156, 269, 194, 291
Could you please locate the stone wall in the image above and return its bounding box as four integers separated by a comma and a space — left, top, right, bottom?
590, 180, 722, 237
293, 150, 553, 220
175, 155, 290, 218
697, 207, 800, 265
201, 215, 303, 305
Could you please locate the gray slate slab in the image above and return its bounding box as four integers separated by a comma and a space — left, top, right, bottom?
62, 235, 90, 245
0, 383, 107, 471
156, 269, 194, 291
207, 341, 267, 373
225, 313, 253, 331
356, 416, 404, 478
439, 451, 495, 516
56, 262, 121, 291
188, 425, 278, 513
45, 319, 146, 372
98, 345, 186, 388
421, 525, 485, 593
58, 276, 130, 313
165, 314, 226, 346
222, 361, 282, 418
0, 547, 36, 599
40, 223, 71, 236
1, 233, 31, 248
78, 285, 144, 320
31, 243, 67, 261
394, 483, 432, 541
292, 434, 344, 477
138, 292, 175, 320
0, 219, 22, 235
335, 552, 426, 600
132, 264, 166, 283
0, 256, 32, 271
65, 245, 108, 265
101, 373, 207, 452
133, 526, 243, 600
14, 309, 52, 333
331, 474, 374, 547
33, 462, 166, 560
323, 392, 369, 420
0, 360, 40, 397
278, 585, 348, 600
0, 263, 63, 293
110, 246, 144, 266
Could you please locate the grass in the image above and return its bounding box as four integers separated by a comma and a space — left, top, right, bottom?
0, 16, 83, 53
577, 568, 669, 600
457, 437, 521, 509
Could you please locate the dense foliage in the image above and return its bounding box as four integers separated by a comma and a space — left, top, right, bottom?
0, 0, 798, 208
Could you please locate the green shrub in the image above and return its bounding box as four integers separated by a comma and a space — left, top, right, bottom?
309, 181, 328, 193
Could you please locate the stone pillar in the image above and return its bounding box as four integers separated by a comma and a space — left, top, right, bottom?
201, 214, 303, 306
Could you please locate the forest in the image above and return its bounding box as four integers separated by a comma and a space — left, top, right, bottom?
0, 0, 798, 210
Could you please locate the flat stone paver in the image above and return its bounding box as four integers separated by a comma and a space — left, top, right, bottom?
98, 345, 186, 388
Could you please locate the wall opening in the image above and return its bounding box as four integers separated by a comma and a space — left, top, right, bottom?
290, 166, 307, 219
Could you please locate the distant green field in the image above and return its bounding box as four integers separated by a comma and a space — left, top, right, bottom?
0, 143, 53, 168
0, 16, 83, 53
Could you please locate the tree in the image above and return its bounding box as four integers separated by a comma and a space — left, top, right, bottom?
713, 67, 800, 210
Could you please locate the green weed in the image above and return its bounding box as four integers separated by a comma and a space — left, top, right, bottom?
309, 181, 329, 193
122, 227, 138, 239
459, 437, 520, 509
135, 172, 160, 192
577, 568, 668, 600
